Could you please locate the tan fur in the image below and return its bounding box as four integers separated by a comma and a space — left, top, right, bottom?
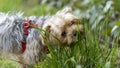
42, 7, 83, 45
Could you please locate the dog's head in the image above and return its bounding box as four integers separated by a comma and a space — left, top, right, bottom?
42, 7, 83, 45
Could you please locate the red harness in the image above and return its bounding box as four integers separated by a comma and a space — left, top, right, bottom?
22, 19, 37, 52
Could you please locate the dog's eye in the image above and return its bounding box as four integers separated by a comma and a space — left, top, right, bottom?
70, 21, 75, 25
61, 31, 66, 37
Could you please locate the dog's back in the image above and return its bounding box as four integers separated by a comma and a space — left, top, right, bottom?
0, 13, 24, 54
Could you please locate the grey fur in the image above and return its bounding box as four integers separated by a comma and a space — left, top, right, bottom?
0, 13, 24, 54
0, 13, 48, 64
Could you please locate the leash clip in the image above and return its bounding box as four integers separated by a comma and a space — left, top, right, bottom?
23, 19, 31, 28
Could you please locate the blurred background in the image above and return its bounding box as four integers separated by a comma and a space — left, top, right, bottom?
0, 0, 120, 34
0, 0, 120, 68
0, 0, 120, 36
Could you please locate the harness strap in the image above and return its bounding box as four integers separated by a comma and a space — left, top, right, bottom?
22, 19, 38, 52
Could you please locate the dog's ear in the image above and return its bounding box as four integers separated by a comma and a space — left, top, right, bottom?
40, 25, 51, 46
56, 7, 73, 15
62, 7, 73, 13
44, 25, 51, 32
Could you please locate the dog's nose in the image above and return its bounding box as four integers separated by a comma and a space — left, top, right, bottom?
72, 30, 77, 36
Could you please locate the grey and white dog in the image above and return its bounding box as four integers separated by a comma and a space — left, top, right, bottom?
0, 7, 83, 68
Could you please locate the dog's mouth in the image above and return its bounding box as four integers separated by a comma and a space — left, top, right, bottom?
59, 30, 84, 45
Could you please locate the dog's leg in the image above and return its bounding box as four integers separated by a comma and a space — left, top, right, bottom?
17, 55, 34, 68
18, 29, 42, 65
18, 63, 27, 68
18, 63, 33, 68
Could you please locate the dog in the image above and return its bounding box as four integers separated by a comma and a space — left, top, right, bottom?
0, 7, 83, 68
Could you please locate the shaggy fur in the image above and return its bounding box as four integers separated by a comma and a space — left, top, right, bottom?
0, 7, 83, 68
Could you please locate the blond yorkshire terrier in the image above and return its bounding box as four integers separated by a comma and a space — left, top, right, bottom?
0, 7, 83, 68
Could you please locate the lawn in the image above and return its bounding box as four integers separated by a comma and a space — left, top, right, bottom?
0, 0, 120, 68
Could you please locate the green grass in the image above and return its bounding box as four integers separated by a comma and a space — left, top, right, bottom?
34, 19, 118, 68
0, 58, 18, 68
0, 0, 119, 68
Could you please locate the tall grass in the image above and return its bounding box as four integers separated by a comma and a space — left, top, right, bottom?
35, 18, 118, 68
0, 0, 119, 68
